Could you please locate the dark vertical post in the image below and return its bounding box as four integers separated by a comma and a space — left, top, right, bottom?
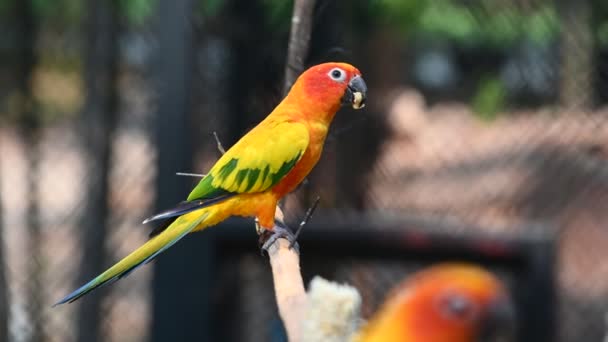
15, 1, 43, 341
0, 155, 8, 342
225, 0, 266, 145
517, 239, 556, 342
151, 0, 214, 341
76, 0, 119, 341
557, 0, 593, 108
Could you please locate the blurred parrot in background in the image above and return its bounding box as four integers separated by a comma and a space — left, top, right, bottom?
55, 62, 367, 305
355, 263, 515, 342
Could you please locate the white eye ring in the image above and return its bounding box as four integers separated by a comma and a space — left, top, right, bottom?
435, 291, 479, 322
328, 68, 346, 82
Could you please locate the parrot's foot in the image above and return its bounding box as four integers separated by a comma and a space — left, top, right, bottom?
258, 223, 300, 256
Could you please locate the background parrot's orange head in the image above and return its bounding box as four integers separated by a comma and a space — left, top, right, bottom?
359, 263, 516, 342
289, 62, 367, 115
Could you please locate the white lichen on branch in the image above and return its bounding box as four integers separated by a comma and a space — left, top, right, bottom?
265, 207, 362, 342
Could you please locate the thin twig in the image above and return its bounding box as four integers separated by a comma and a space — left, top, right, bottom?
175, 172, 206, 178
176, 132, 227, 178
290, 196, 320, 248
213, 131, 226, 154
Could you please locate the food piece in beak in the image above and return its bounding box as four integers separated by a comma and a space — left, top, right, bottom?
342, 75, 367, 109
352, 92, 365, 109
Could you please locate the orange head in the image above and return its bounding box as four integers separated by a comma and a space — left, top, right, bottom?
284, 62, 367, 121
358, 263, 515, 342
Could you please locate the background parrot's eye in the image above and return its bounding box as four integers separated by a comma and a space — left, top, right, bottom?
436, 292, 478, 322
328, 68, 346, 82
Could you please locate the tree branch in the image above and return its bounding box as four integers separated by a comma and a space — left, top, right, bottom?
267, 244, 306, 339
212, 131, 226, 154
266, 211, 307, 342
283, 0, 317, 95
265, 0, 317, 340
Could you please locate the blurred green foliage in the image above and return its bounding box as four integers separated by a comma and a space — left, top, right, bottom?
199, 0, 224, 18
260, 0, 293, 32
0, 0, 606, 44
600, 23, 608, 46
118, 0, 155, 25
31, 0, 81, 24
2, 0, 608, 122
0, 0, 155, 26
472, 75, 507, 120
369, 0, 559, 47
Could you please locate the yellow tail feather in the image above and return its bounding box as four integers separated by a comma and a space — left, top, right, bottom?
54, 209, 211, 305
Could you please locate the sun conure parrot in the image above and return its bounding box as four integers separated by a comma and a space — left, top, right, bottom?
355, 263, 515, 342
54, 62, 367, 305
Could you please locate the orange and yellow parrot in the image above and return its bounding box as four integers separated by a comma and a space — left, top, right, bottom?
55, 62, 367, 305
356, 263, 515, 342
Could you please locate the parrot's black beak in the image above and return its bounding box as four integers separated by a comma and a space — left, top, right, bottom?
342, 75, 367, 109
479, 297, 517, 342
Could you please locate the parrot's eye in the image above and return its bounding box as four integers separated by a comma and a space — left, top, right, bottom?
328, 68, 346, 82
436, 292, 478, 322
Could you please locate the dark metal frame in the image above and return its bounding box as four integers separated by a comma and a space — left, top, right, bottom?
207, 212, 556, 342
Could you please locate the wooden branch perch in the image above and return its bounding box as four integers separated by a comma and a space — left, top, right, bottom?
267, 207, 307, 342
268, 241, 307, 340
265, 206, 362, 342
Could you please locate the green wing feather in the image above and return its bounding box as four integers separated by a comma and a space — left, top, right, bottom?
187, 121, 309, 201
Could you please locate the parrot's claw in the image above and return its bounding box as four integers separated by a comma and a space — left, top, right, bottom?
258, 224, 300, 256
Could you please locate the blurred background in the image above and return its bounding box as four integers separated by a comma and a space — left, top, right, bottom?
1, 0, 607, 341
